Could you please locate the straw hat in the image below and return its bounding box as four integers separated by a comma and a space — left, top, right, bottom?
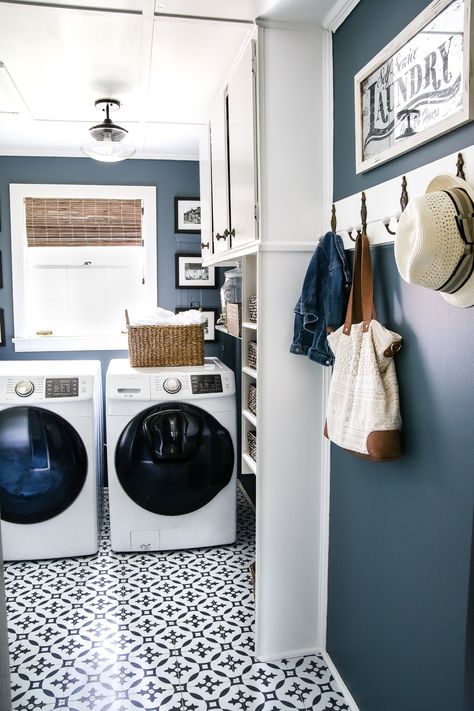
395, 173, 474, 308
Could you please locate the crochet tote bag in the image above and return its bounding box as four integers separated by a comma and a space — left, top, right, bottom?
325, 234, 403, 461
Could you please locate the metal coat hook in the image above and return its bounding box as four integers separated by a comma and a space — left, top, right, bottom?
361, 192, 367, 235
383, 175, 409, 236
456, 152, 466, 180
331, 204, 337, 233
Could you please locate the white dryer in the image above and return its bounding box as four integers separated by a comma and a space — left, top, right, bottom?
106, 357, 236, 552
0, 360, 103, 561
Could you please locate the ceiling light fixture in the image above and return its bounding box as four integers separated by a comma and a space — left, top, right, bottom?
81, 98, 136, 162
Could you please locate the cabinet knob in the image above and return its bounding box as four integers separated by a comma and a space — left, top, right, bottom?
201, 242, 209, 250
215, 232, 228, 241
229, 228, 235, 238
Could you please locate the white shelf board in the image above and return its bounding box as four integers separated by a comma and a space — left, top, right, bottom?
242, 452, 257, 474
202, 241, 259, 267
242, 409, 257, 427
215, 324, 241, 339
242, 366, 257, 378
242, 321, 257, 330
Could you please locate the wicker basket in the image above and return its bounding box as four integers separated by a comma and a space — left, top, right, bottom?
125, 310, 205, 367
247, 430, 257, 461
248, 296, 257, 323
248, 383, 257, 416
248, 340, 257, 370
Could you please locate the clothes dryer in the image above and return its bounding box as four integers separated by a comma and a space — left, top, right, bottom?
0, 360, 103, 561
106, 358, 236, 552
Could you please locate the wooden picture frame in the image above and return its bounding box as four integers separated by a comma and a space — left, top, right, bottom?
174, 197, 201, 234
355, 0, 473, 173
175, 253, 216, 288
175, 307, 218, 341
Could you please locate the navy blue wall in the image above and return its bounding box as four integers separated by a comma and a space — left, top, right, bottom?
328, 2, 474, 711
0, 156, 222, 376
333, 0, 474, 201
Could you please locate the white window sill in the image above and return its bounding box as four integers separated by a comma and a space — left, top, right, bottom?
13, 334, 128, 352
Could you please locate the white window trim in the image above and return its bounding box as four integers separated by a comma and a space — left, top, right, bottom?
10, 183, 157, 352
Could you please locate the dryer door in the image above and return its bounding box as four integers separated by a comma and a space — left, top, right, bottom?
115, 402, 234, 515
0, 406, 88, 524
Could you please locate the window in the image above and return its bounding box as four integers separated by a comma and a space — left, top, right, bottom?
10, 184, 157, 352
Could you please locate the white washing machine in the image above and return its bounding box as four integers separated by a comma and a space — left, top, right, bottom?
0, 360, 103, 561
106, 357, 236, 552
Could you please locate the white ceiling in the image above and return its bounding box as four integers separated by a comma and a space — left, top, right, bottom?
0, 0, 337, 160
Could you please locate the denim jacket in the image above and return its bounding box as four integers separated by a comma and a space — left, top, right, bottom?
290, 232, 351, 366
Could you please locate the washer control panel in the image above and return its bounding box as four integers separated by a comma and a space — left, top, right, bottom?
45, 378, 79, 398
190, 374, 223, 395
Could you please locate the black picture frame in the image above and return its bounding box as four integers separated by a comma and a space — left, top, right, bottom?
174, 197, 201, 234
0, 252, 3, 289
175, 253, 216, 288
175, 307, 218, 342
0, 309, 5, 346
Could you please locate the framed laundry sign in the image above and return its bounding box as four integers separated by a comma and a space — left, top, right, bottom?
355, 0, 474, 173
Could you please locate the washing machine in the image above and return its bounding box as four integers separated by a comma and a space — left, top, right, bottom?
0, 360, 103, 561
106, 357, 236, 552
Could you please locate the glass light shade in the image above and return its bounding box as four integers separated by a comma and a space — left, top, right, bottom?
81, 134, 135, 162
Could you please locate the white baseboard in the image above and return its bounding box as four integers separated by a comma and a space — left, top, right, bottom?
321, 650, 361, 711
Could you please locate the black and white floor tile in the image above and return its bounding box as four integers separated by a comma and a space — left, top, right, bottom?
4, 489, 349, 711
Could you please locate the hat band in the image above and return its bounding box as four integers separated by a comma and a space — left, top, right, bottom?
437, 187, 474, 295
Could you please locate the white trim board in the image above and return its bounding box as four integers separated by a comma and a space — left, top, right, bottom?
332, 144, 474, 250
321, 651, 361, 711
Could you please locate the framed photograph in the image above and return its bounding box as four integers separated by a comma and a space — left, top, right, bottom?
355, 0, 473, 173
175, 254, 216, 288
174, 197, 201, 234
0, 309, 5, 346
175, 307, 218, 341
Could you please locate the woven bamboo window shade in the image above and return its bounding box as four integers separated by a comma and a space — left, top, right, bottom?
25, 198, 143, 247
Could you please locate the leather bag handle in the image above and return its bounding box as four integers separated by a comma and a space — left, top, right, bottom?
343, 234, 374, 334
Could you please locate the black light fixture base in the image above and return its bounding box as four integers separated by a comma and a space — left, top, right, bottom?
95, 98, 121, 112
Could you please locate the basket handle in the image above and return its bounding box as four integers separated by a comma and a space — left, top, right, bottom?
125, 309, 130, 327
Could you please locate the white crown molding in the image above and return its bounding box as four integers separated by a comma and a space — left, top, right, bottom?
322, 0, 360, 32
0, 149, 199, 161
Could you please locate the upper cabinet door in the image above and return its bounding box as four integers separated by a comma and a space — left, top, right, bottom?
227, 40, 258, 249
198, 124, 213, 261
210, 95, 231, 255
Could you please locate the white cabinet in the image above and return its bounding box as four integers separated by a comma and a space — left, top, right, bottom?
198, 124, 213, 261
203, 35, 258, 259
210, 94, 230, 256
227, 40, 258, 249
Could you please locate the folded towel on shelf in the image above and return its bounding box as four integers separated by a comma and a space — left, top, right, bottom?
128, 308, 205, 327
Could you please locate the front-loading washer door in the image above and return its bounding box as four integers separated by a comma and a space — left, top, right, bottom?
115, 402, 234, 515
0, 406, 88, 524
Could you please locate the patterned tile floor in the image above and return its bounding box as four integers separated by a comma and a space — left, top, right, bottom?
4, 488, 349, 711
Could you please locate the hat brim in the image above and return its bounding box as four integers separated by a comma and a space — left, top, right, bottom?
426, 173, 474, 205
426, 173, 474, 308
